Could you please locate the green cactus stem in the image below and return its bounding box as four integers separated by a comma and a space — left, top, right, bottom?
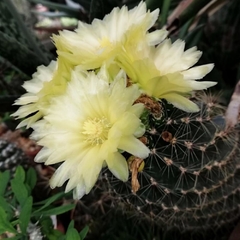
104, 92, 240, 231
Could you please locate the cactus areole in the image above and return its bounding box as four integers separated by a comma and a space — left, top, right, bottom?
105, 96, 240, 230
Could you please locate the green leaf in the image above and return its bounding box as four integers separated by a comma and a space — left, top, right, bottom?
67, 220, 74, 229
66, 228, 80, 240
79, 226, 89, 240
0, 206, 17, 234
40, 217, 66, 240
0, 196, 13, 215
25, 167, 37, 191
14, 166, 25, 183
146, 0, 162, 11
160, 0, 172, 27
19, 196, 32, 234
0, 170, 10, 196
10, 219, 20, 227
66, 221, 80, 240
33, 191, 71, 211
184, 21, 205, 48
39, 217, 54, 235
179, 18, 193, 39
32, 204, 75, 217
10, 178, 28, 207
47, 229, 64, 240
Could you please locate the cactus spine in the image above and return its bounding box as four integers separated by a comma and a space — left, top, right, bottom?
104, 93, 240, 231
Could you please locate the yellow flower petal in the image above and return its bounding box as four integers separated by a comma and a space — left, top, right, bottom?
53, 1, 160, 70
32, 67, 148, 199
12, 59, 73, 128
117, 37, 216, 112
182, 64, 214, 80
73, 181, 86, 199
106, 152, 129, 182
118, 136, 150, 159
146, 29, 168, 46
161, 93, 200, 112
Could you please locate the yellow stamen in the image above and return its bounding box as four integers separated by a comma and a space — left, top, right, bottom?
82, 117, 111, 145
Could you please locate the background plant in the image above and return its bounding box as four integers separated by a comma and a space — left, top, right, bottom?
0, 165, 88, 239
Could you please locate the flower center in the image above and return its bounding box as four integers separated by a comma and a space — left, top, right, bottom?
82, 117, 111, 145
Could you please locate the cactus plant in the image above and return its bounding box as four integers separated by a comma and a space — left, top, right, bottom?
9, 1, 240, 239
0, 138, 29, 174
103, 92, 240, 234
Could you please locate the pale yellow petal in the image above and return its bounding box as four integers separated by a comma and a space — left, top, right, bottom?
118, 136, 150, 159
106, 152, 129, 182
129, 103, 145, 117
73, 181, 86, 199
147, 29, 168, 46
65, 176, 83, 193
49, 162, 72, 188
134, 123, 146, 138
182, 64, 214, 80
15, 111, 42, 129
12, 104, 38, 118
54, 1, 160, 70
161, 93, 199, 112
14, 94, 38, 105
114, 112, 142, 134
142, 74, 193, 98
34, 147, 52, 163
185, 80, 217, 90
81, 147, 103, 194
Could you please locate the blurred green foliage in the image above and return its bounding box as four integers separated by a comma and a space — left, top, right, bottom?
0, 166, 88, 239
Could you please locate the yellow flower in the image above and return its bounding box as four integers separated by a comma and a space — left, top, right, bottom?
117, 39, 216, 112
12, 58, 72, 128
31, 67, 149, 199
53, 1, 167, 70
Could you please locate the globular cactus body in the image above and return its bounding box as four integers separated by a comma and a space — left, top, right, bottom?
0, 139, 29, 173
105, 95, 240, 231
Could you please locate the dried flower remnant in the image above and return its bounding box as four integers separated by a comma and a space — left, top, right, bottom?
128, 156, 145, 193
